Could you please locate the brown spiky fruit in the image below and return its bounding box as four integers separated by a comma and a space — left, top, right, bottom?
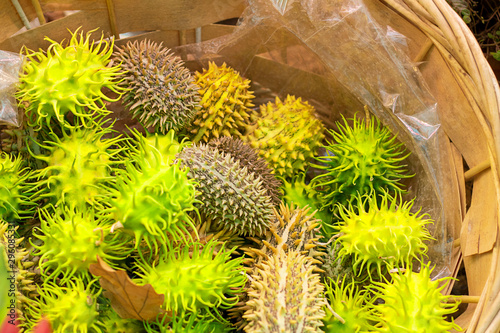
243, 250, 326, 332
189, 62, 254, 142
177, 143, 275, 237
114, 39, 200, 134
209, 137, 282, 205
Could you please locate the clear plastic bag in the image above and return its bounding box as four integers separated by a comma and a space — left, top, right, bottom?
0, 50, 23, 127
179, 0, 450, 276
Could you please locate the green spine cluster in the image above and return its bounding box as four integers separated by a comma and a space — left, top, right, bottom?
0, 152, 32, 219
370, 264, 461, 332
114, 40, 200, 134
336, 192, 434, 277
135, 240, 246, 314
208, 136, 282, 205
312, 115, 411, 211
177, 143, 274, 236
243, 250, 326, 332
16, 28, 124, 130
31, 125, 123, 210
190, 62, 254, 142
245, 95, 325, 179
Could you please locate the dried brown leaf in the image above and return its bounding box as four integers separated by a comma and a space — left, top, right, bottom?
89, 256, 167, 321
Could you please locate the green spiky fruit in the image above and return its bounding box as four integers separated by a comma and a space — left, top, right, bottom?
336, 192, 434, 278
209, 136, 282, 205
0, 220, 37, 330
0, 152, 32, 219
109, 141, 198, 253
135, 240, 246, 314
323, 278, 375, 333
26, 278, 103, 332
244, 95, 325, 179
17, 28, 125, 130
32, 206, 125, 284
114, 40, 200, 134
312, 114, 411, 211
243, 250, 326, 332
282, 174, 332, 231
31, 124, 124, 210
370, 264, 461, 332
177, 143, 274, 236
190, 62, 254, 142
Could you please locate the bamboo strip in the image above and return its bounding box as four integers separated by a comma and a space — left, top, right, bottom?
11, 0, 31, 29
105, 0, 119, 38
413, 38, 434, 63
465, 160, 491, 182
448, 296, 481, 304
31, 0, 45, 25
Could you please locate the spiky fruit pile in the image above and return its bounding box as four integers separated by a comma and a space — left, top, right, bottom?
4, 30, 461, 333
243, 250, 326, 332
31, 125, 123, 210
32, 206, 124, 284
114, 40, 200, 134
135, 240, 246, 314
244, 95, 325, 179
322, 278, 375, 333
335, 192, 434, 278
177, 143, 274, 236
109, 141, 198, 253
0, 152, 32, 219
312, 115, 412, 212
16, 28, 124, 130
189, 62, 254, 142
370, 264, 461, 332
25, 279, 103, 333
208, 136, 282, 205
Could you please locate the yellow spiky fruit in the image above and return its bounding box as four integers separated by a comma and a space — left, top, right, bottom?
243, 250, 326, 332
190, 62, 254, 142
244, 95, 325, 179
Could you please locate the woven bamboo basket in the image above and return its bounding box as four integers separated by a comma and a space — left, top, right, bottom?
1, 0, 500, 332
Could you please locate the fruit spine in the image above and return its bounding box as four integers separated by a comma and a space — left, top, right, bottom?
0, 152, 32, 219
190, 62, 254, 142
177, 143, 274, 236
114, 40, 200, 134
